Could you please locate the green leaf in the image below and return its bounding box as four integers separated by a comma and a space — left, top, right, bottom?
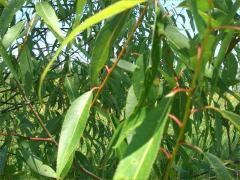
214, 31, 235, 68
125, 86, 138, 118
72, 0, 87, 29
90, 11, 130, 84
57, 90, 93, 177
132, 55, 145, 100
20, 142, 56, 178
113, 96, 173, 180
0, 0, 26, 37
222, 53, 238, 85
60, 153, 74, 179
164, 25, 190, 50
216, 109, 240, 132
204, 152, 233, 180
35, 2, 63, 42
2, 21, 25, 48
0, 41, 18, 79
19, 45, 33, 97
110, 58, 137, 73
187, 0, 206, 37
64, 76, 78, 103
114, 107, 147, 148
38, 0, 146, 100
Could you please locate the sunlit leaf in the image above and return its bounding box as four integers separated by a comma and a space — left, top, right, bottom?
72, 0, 87, 28
164, 25, 190, 50
2, 21, 25, 48
110, 58, 137, 73
0, 0, 26, 36
90, 11, 130, 84
125, 86, 138, 118
35, 2, 63, 41
57, 90, 93, 177
38, 0, 146, 100
114, 96, 173, 180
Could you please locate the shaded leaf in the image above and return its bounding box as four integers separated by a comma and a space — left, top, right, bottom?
20, 142, 56, 178
19, 45, 33, 96
204, 152, 233, 180
90, 11, 130, 84
64, 76, 78, 103
0, 41, 18, 79
216, 109, 240, 132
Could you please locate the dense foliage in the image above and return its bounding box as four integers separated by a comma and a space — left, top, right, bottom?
1, 0, 240, 179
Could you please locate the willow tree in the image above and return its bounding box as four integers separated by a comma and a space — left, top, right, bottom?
0, 0, 240, 179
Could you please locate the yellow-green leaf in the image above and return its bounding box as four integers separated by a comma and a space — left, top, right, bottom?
35, 2, 63, 42
56, 90, 93, 178
38, 0, 146, 100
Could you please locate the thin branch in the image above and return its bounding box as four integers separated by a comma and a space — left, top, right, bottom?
0, 133, 53, 142
91, 4, 148, 107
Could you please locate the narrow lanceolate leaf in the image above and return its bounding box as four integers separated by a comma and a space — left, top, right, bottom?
90, 11, 130, 84
35, 2, 63, 41
125, 86, 138, 118
2, 21, 25, 48
0, 0, 27, 37
64, 76, 78, 103
217, 109, 240, 132
204, 152, 233, 180
19, 46, 33, 97
113, 96, 173, 180
187, 0, 206, 37
0, 41, 18, 79
72, 0, 87, 28
110, 58, 137, 73
20, 142, 56, 178
164, 25, 190, 49
57, 90, 93, 178
38, 0, 146, 100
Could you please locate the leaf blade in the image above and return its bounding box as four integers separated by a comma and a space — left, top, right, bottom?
56, 90, 93, 177
90, 11, 130, 84
38, 0, 146, 100
113, 96, 173, 180
204, 152, 233, 180
35, 2, 63, 41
